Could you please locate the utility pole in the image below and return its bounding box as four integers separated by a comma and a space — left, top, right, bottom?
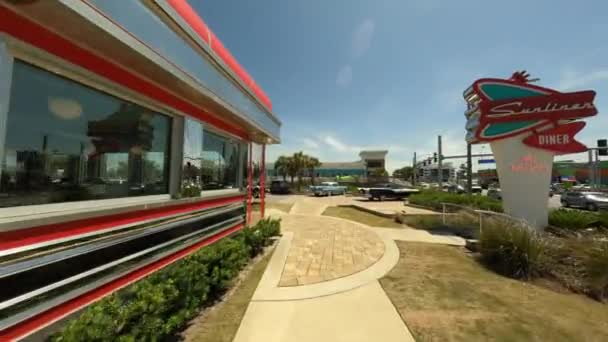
595, 149, 600, 189
589, 149, 594, 188
437, 135, 443, 189
466, 143, 473, 194
412, 152, 417, 186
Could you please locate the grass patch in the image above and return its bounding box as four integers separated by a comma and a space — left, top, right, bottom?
322, 206, 403, 228
182, 248, 274, 342
380, 242, 608, 341
397, 213, 480, 239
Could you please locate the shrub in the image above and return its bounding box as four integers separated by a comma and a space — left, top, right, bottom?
586, 242, 608, 301
181, 183, 202, 198
548, 209, 597, 230
597, 211, 608, 230
479, 219, 546, 279
409, 191, 503, 213
52, 218, 281, 341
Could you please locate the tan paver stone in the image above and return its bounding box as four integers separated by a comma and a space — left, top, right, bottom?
279, 214, 385, 286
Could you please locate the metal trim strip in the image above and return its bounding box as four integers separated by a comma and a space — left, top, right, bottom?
0, 216, 244, 331
0, 203, 243, 279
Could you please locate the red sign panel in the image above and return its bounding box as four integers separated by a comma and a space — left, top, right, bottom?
522, 121, 587, 154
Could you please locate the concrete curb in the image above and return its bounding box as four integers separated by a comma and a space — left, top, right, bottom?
337, 204, 396, 218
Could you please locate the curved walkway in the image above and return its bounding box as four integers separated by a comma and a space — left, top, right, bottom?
279, 214, 385, 287
235, 196, 464, 342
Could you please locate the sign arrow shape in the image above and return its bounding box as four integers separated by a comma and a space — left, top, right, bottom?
523, 121, 587, 154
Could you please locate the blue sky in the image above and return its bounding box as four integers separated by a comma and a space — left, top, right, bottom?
191, 0, 608, 171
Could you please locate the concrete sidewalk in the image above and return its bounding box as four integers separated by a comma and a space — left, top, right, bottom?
234, 196, 461, 342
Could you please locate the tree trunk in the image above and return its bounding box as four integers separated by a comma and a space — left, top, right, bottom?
310, 168, 315, 185
290, 175, 294, 185
297, 173, 302, 192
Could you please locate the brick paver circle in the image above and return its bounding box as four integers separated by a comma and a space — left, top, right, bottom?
279, 214, 385, 287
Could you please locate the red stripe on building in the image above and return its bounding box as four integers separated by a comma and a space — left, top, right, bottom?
0, 223, 244, 341
166, 0, 272, 110
0, 5, 249, 140
0, 195, 244, 251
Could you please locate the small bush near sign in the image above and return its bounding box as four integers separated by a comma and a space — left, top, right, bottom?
52, 219, 281, 341
409, 191, 503, 213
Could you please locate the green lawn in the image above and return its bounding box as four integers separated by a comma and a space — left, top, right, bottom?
182, 249, 274, 342
322, 206, 403, 228
380, 242, 608, 341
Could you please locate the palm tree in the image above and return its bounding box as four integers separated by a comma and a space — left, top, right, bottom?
307, 157, 322, 185
274, 156, 289, 181
286, 156, 298, 186
292, 152, 306, 191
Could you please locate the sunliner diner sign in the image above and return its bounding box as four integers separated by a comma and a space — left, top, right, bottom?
464, 71, 597, 154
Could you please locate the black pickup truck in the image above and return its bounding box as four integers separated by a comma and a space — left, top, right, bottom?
368, 183, 420, 201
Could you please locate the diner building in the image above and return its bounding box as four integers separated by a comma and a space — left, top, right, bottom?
0, 1, 279, 339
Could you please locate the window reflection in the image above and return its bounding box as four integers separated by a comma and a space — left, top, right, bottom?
201, 130, 239, 190
0, 61, 171, 208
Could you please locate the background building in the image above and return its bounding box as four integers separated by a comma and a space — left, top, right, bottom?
266, 150, 388, 181
417, 162, 455, 183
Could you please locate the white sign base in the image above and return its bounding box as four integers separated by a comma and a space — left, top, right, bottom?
490, 135, 555, 230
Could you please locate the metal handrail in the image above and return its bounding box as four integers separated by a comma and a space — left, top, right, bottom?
440, 202, 532, 236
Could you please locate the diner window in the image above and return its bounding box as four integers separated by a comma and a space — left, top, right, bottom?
0, 61, 172, 208
201, 130, 240, 190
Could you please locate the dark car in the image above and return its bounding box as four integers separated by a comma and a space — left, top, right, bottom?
368, 183, 420, 201
561, 191, 608, 211
269, 180, 290, 194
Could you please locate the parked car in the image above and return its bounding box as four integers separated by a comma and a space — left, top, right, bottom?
358, 183, 391, 195
487, 188, 502, 200
560, 191, 608, 211
310, 181, 347, 196
269, 180, 290, 194
471, 185, 483, 193
368, 183, 420, 201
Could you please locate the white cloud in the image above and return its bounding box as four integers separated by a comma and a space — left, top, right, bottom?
336, 65, 353, 87
302, 138, 320, 149
323, 135, 359, 152
558, 68, 608, 90
352, 19, 375, 58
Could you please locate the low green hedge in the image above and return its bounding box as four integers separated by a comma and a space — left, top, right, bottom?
52, 218, 281, 342
409, 191, 503, 213
548, 209, 608, 231
548, 209, 598, 230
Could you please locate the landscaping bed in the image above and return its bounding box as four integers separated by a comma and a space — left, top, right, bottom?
51, 218, 281, 341
380, 241, 608, 341
397, 207, 608, 302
